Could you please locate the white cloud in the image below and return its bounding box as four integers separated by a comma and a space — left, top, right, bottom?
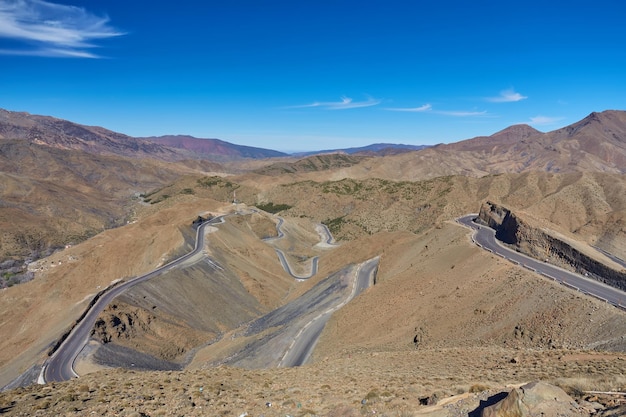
486, 88, 528, 103
289, 96, 381, 110
0, 0, 124, 58
385, 104, 489, 117
528, 115, 565, 126
386, 103, 432, 112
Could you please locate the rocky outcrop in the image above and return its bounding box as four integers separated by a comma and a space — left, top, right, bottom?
478, 201, 626, 291
477, 201, 520, 244
91, 302, 207, 362
481, 381, 584, 417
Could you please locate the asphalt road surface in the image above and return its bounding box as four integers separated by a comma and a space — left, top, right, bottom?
43, 216, 224, 383
275, 249, 319, 279
458, 214, 626, 310
279, 257, 379, 367
268, 215, 321, 280
317, 224, 337, 245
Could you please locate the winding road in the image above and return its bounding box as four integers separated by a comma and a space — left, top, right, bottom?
43, 211, 344, 382
458, 214, 626, 310
316, 223, 338, 246
267, 216, 326, 280
43, 215, 224, 383
279, 257, 379, 367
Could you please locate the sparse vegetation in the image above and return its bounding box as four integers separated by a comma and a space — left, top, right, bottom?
255, 202, 292, 213
197, 176, 239, 189
149, 194, 171, 204
322, 215, 347, 235
3, 110, 626, 416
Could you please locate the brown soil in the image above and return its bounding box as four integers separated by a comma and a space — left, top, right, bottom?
2, 172, 626, 416
1, 348, 625, 416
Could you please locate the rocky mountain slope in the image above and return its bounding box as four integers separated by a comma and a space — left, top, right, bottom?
0, 109, 180, 160
2, 108, 626, 416
293, 142, 429, 157
440, 110, 626, 174
287, 110, 626, 182
0, 108, 287, 164
140, 135, 288, 160
0, 139, 218, 286
254, 153, 368, 175
2, 197, 626, 415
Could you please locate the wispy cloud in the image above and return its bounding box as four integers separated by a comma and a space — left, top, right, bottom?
289, 96, 381, 110
0, 0, 124, 58
386, 104, 488, 117
528, 115, 565, 126
486, 88, 528, 103
386, 103, 432, 112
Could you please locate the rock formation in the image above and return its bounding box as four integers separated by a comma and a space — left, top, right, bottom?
481, 381, 584, 417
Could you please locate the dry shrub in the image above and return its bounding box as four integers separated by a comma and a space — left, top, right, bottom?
34, 400, 50, 410
469, 383, 491, 393
552, 375, 626, 396
364, 390, 380, 402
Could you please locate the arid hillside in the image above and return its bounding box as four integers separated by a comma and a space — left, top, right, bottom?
4, 170, 626, 379
3, 108, 625, 276
140, 135, 288, 160
2, 109, 626, 416
2, 201, 626, 416
0, 140, 228, 287
440, 110, 626, 174
250, 110, 626, 183
0, 109, 178, 160
196, 171, 626, 261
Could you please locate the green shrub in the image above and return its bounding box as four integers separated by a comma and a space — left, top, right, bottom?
256, 202, 292, 213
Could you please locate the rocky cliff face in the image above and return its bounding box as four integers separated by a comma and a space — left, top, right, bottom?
477, 201, 519, 244
478, 201, 626, 291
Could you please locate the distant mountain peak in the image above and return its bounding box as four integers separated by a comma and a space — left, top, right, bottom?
490, 124, 542, 140
559, 109, 626, 140
292, 143, 428, 157
0, 108, 287, 161
141, 135, 288, 160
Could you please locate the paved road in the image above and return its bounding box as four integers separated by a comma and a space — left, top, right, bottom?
317, 224, 337, 245
279, 257, 379, 367
275, 250, 319, 280
43, 216, 224, 383
458, 214, 626, 310
593, 246, 626, 269
267, 216, 322, 280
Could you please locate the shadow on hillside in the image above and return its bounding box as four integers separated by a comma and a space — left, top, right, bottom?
468, 391, 508, 417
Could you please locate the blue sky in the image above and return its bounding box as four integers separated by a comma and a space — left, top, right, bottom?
1, 0, 625, 152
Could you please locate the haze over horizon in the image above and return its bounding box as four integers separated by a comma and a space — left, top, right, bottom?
1, 0, 625, 152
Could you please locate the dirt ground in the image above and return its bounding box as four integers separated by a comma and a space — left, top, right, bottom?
2, 197, 626, 416
1, 347, 626, 416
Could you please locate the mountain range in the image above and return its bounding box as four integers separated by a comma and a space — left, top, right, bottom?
440, 110, 626, 173
1, 107, 625, 265
0, 109, 425, 160
3, 108, 626, 173
2, 107, 626, 416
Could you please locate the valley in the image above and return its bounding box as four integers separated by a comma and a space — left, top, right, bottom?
1, 109, 626, 416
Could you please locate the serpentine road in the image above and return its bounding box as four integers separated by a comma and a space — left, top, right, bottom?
267, 216, 322, 280
42, 216, 224, 383
279, 257, 379, 367
458, 214, 626, 310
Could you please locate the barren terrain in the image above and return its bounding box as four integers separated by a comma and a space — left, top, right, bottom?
2, 110, 626, 415
2, 218, 626, 415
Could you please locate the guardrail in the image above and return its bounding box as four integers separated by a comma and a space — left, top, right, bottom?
460, 215, 626, 313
